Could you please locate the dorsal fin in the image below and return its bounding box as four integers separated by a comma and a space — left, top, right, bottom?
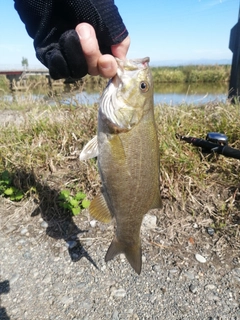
79, 135, 98, 161
89, 192, 112, 223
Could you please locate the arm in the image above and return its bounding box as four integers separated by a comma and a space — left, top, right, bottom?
14, 0, 130, 79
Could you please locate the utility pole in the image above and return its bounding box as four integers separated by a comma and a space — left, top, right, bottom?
228, 1, 240, 101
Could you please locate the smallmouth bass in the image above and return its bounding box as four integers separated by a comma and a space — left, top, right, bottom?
80, 57, 162, 274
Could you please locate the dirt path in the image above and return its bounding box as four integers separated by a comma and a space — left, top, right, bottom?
1, 195, 240, 320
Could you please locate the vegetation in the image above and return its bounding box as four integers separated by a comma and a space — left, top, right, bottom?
0, 170, 24, 201
58, 189, 90, 215
151, 64, 231, 83
0, 75, 9, 91
0, 65, 231, 94
0, 99, 97, 216
0, 94, 239, 237
21, 57, 29, 70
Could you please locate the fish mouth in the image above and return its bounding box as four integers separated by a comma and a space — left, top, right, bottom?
112, 57, 150, 87
116, 57, 150, 70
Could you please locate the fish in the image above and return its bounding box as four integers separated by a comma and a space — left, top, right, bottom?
80, 57, 162, 274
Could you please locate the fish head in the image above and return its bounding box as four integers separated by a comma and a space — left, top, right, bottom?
99, 57, 153, 131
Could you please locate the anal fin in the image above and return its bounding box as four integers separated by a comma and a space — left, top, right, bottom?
89, 192, 112, 223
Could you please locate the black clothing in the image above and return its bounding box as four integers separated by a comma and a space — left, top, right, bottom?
14, 0, 128, 79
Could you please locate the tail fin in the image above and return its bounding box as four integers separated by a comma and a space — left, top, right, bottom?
105, 237, 142, 275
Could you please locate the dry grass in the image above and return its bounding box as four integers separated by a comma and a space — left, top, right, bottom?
0, 97, 240, 245
156, 101, 240, 240
156, 101, 240, 194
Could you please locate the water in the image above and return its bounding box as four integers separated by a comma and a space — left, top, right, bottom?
154, 91, 227, 105
1, 82, 229, 106
60, 82, 229, 105
153, 82, 228, 105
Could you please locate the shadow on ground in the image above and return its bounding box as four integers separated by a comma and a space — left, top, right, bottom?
10, 168, 98, 269
0, 280, 10, 320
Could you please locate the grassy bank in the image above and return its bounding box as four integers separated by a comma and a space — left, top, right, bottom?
0, 65, 231, 94
152, 64, 231, 83
0, 96, 239, 242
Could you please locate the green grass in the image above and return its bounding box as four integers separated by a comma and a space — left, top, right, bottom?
152, 65, 231, 83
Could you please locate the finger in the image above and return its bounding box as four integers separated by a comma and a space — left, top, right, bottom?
111, 36, 131, 59
75, 23, 101, 76
98, 54, 118, 78
98, 36, 131, 78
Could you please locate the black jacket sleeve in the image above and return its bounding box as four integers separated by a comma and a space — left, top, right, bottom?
14, 0, 128, 79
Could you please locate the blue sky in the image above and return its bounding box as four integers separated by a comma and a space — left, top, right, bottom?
0, 0, 238, 69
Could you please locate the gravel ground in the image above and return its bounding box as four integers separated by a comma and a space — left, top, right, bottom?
0, 196, 240, 320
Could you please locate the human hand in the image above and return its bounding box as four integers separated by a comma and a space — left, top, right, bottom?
76, 23, 130, 78
15, 0, 130, 80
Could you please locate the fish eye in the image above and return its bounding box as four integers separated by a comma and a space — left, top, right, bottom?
139, 81, 149, 92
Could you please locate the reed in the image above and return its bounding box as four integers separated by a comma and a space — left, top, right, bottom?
0, 75, 9, 91
152, 64, 231, 83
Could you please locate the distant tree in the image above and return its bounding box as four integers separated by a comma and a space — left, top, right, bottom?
21, 57, 29, 70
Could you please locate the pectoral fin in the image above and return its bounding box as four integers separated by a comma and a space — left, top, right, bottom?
105, 237, 142, 275
89, 192, 112, 223
79, 135, 98, 161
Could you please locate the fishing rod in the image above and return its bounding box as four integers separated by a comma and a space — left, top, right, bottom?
175, 132, 240, 160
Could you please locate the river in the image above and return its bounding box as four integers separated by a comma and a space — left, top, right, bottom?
1, 82, 229, 107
